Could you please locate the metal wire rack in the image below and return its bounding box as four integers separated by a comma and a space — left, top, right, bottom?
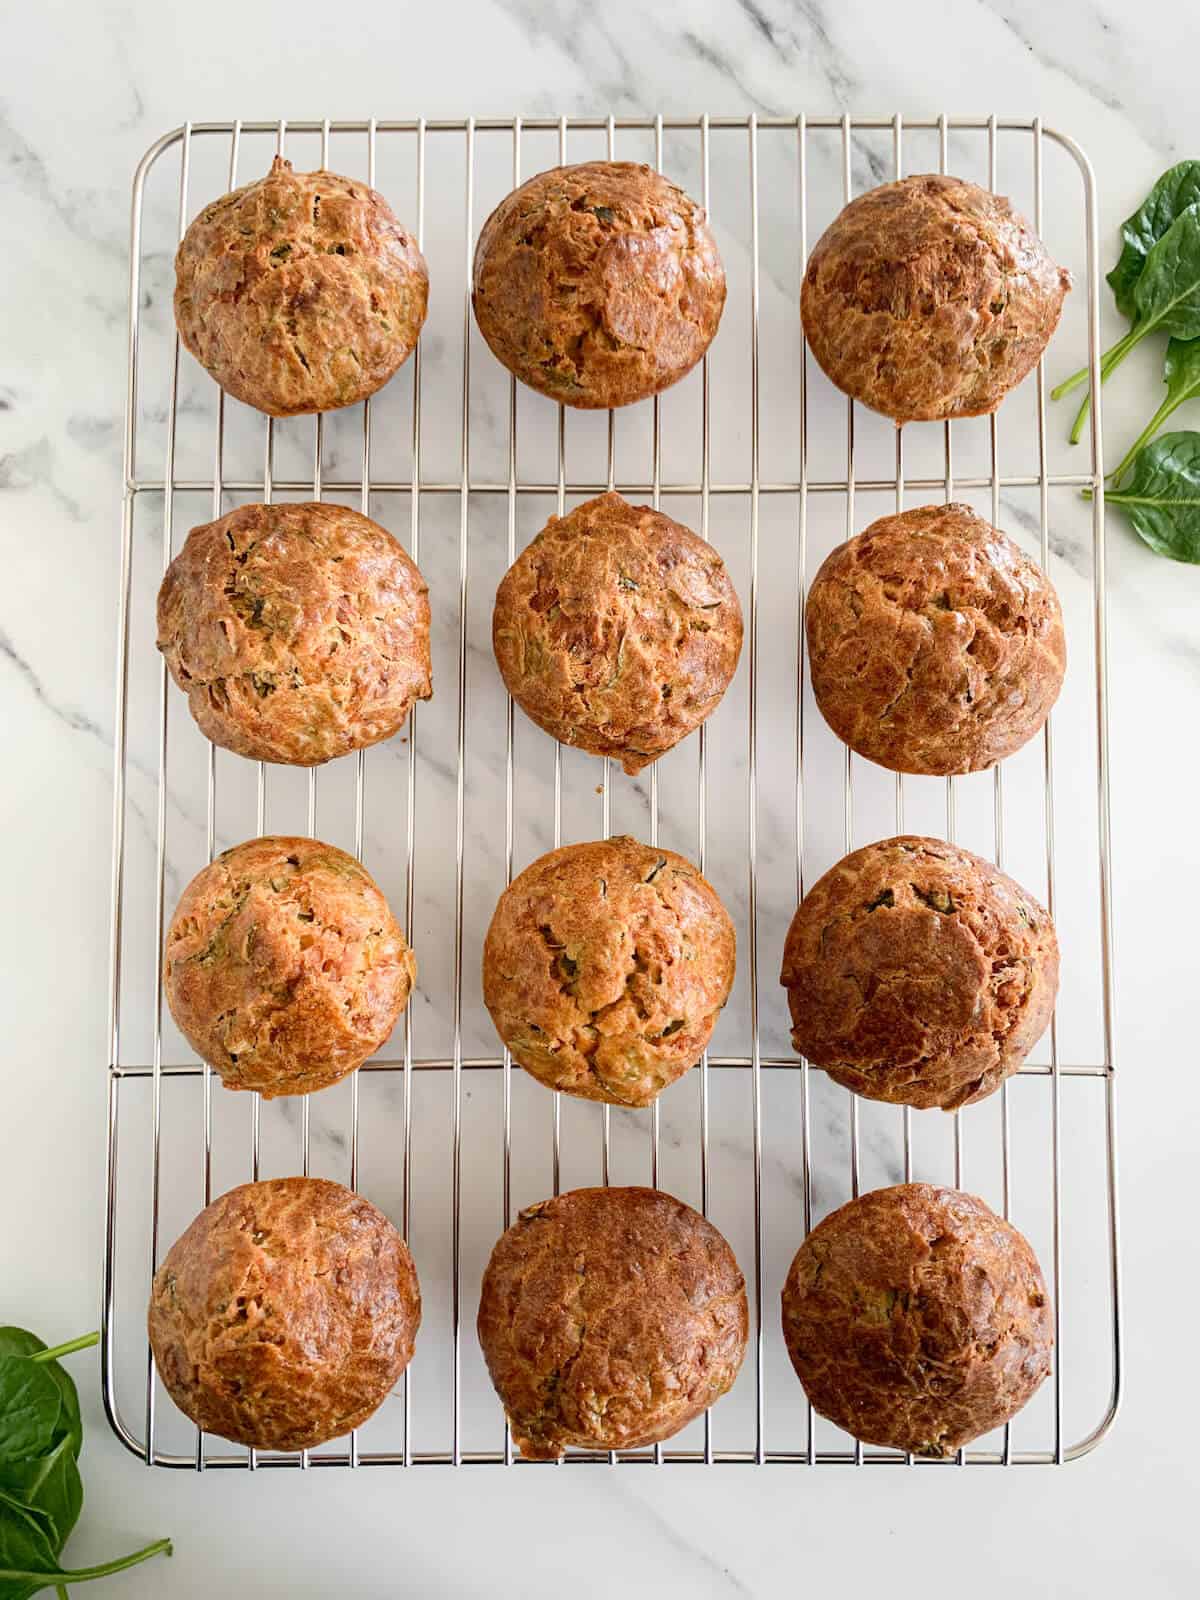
105, 112, 1120, 1469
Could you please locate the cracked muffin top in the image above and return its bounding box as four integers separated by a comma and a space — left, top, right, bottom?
478, 1187, 747, 1459
175, 157, 428, 416
158, 501, 432, 767
781, 1184, 1053, 1457
805, 503, 1066, 775
493, 492, 742, 775
801, 174, 1070, 422
482, 836, 735, 1108
780, 836, 1058, 1111
149, 1177, 420, 1452
472, 161, 725, 409
164, 835, 414, 1098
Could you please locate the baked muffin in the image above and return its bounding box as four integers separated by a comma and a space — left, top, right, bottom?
149, 1177, 420, 1451
780, 837, 1058, 1111
478, 1187, 747, 1459
164, 836, 414, 1097
175, 157, 428, 416
483, 837, 735, 1108
801, 174, 1070, 422
157, 501, 432, 766
781, 1184, 1053, 1457
472, 161, 725, 408
806, 503, 1066, 775
493, 492, 742, 774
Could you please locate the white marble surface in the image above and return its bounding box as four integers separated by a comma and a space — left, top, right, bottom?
4, 0, 1200, 1593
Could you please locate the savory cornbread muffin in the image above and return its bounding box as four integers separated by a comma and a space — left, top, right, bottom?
149, 1178, 420, 1451
781, 1184, 1053, 1457
478, 1187, 747, 1459
164, 836, 414, 1097
805, 503, 1066, 775
472, 161, 725, 408
801, 174, 1070, 422
780, 837, 1058, 1111
175, 157, 428, 416
157, 501, 432, 766
483, 837, 735, 1108
493, 492, 742, 775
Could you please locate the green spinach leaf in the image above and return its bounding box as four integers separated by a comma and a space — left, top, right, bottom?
0, 1487, 59, 1599
0, 1442, 82, 1551
1108, 159, 1200, 317
0, 1366, 60, 1467
0, 1328, 166, 1593
0, 1491, 170, 1598
1099, 430, 1200, 561
1110, 337, 1200, 483
1067, 203, 1200, 443
1054, 160, 1200, 403
0, 1335, 89, 1463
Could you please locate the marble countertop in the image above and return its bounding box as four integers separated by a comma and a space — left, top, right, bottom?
5, 0, 1200, 1594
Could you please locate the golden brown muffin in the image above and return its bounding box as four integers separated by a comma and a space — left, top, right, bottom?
175, 157, 428, 416
781, 1184, 1053, 1457
148, 1178, 420, 1451
780, 837, 1058, 1111
801, 174, 1070, 422
472, 161, 725, 409
493, 492, 742, 775
483, 837, 735, 1108
164, 836, 414, 1097
157, 501, 432, 766
478, 1187, 747, 1459
806, 503, 1066, 775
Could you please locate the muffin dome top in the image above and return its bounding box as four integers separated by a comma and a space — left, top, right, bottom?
801, 174, 1070, 422
781, 1184, 1053, 1457
483, 836, 735, 1108
473, 161, 725, 409
149, 1177, 420, 1452
493, 491, 742, 775
164, 835, 414, 1098
478, 1187, 747, 1459
157, 501, 431, 767
780, 836, 1058, 1110
805, 503, 1066, 775
175, 157, 428, 416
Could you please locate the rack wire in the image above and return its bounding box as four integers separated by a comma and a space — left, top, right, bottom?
105, 113, 1120, 1468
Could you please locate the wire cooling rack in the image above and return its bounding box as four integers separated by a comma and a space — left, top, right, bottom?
105, 113, 1119, 1469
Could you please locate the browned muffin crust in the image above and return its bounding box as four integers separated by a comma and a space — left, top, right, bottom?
149, 1178, 420, 1451
781, 1184, 1053, 1457
175, 157, 428, 417
472, 161, 725, 409
801, 174, 1070, 422
483, 837, 735, 1108
806, 503, 1066, 775
478, 1187, 747, 1459
493, 492, 742, 775
157, 501, 432, 766
780, 837, 1058, 1111
164, 836, 414, 1097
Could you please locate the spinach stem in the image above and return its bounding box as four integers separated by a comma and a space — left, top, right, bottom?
1068, 325, 1149, 444
0, 1538, 173, 1587
1109, 394, 1182, 484
29, 1333, 99, 1365
1052, 324, 1142, 402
